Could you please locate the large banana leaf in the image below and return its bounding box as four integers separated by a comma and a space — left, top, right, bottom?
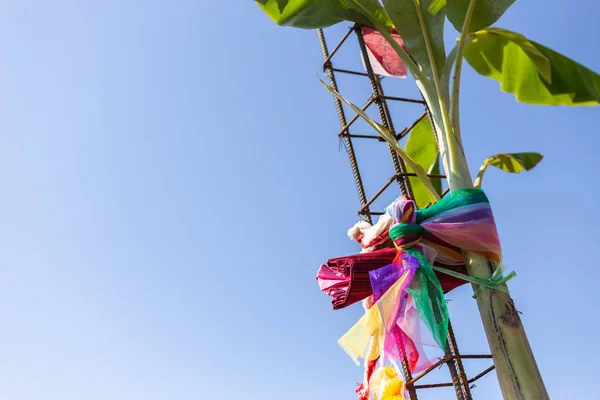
447, 0, 515, 33
405, 116, 439, 208
255, 0, 392, 29
428, 156, 443, 196
382, 0, 446, 79
464, 28, 600, 105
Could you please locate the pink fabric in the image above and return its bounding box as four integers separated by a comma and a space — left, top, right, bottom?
316, 264, 351, 299
362, 27, 407, 78
421, 203, 502, 261
380, 299, 437, 374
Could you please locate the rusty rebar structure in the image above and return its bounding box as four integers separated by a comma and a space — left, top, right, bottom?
318, 26, 497, 399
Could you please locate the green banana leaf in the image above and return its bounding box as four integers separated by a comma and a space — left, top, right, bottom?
447, 0, 515, 33
405, 116, 439, 208
464, 28, 600, 106
474, 152, 544, 187
255, 0, 392, 29
485, 152, 544, 173
428, 155, 443, 197
383, 0, 446, 79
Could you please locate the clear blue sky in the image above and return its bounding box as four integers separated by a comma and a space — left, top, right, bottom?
0, 1, 598, 399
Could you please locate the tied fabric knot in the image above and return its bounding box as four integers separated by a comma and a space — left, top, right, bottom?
387, 192, 514, 299
474, 264, 516, 298
387, 195, 426, 250
432, 264, 516, 299
389, 223, 426, 250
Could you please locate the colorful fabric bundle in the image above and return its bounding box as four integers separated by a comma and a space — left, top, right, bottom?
337, 189, 503, 376
316, 188, 506, 399
316, 248, 468, 310
388, 188, 501, 264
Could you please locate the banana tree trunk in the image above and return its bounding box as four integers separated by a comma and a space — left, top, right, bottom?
446, 155, 549, 399
464, 254, 549, 399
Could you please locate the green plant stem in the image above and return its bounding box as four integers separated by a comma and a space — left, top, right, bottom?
463, 255, 549, 399
444, 2, 548, 398
413, 0, 442, 83
473, 161, 488, 188
450, 0, 477, 145
413, 0, 458, 188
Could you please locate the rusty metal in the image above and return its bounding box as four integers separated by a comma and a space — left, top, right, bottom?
354, 26, 411, 197
331, 67, 371, 77
357, 172, 447, 216
409, 357, 450, 384
322, 27, 354, 69
447, 322, 473, 399
412, 365, 496, 390
456, 355, 493, 360
337, 98, 376, 137
380, 95, 426, 104
317, 26, 497, 399
415, 382, 461, 390
318, 28, 372, 224
340, 133, 386, 141
396, 112, 428, 140
401, 352, 419, 400
366, 211, 386, 216
468, 366, 496, 383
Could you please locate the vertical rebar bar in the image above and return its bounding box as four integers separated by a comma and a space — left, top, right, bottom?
353, 26, 412, 198
447, 323, 473, 400
401, 356, 419, 400
353, 25, 422, 400
424, 102, 472, 400
318, 28, 372, 224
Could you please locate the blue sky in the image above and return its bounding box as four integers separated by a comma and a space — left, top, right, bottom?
0, 1, 598, 399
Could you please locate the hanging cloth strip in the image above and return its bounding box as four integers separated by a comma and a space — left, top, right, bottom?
340, 189, 510, 372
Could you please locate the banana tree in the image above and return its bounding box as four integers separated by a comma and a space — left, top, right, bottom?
255, 1, 600, 398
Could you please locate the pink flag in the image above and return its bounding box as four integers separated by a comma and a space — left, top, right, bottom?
362, 27, 407, 78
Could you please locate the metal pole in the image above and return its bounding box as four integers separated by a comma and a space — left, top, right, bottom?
355, 26, 476, 399
447, 323, 473, 400
424, 102, 472, 400
317, 28, 372, 223
353, 26, 411, 197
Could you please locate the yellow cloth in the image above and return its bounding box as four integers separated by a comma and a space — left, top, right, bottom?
337, 272, 411, 364
337, 297, 383, 365
369, 366, 406, 400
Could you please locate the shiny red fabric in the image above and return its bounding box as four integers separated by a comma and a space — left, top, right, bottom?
317, 248, 467, 310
